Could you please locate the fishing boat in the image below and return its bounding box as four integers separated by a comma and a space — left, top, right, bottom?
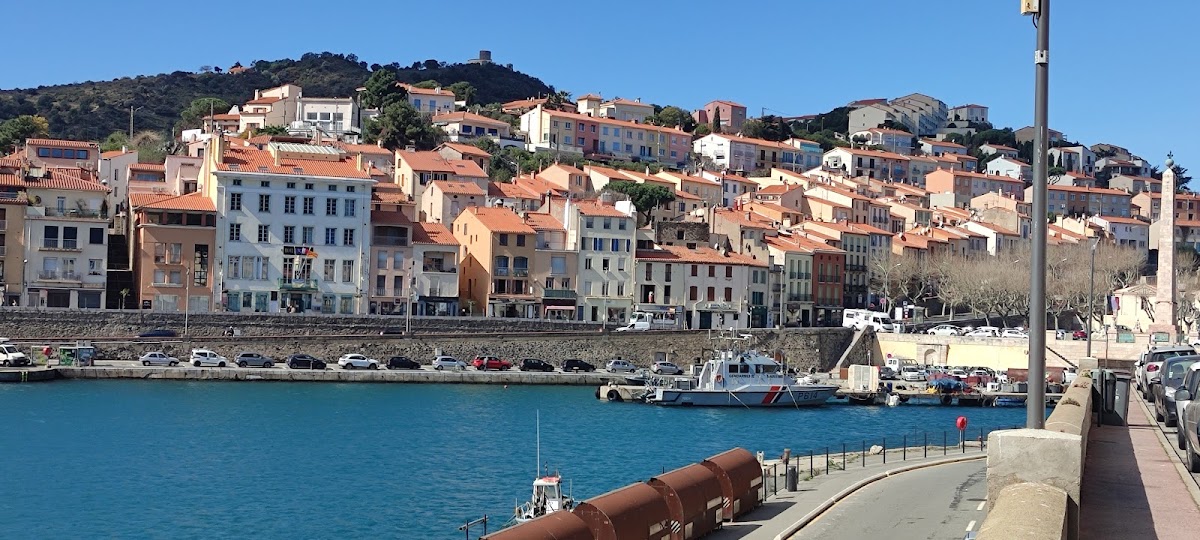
643, 333, 839, 407
509, 412, 574, 525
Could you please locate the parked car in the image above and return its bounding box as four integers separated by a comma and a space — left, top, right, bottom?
561, 359, 596, 372
879, 366, 897, 380
1176, 369, 1200, 471
471, 355, 512, 371
338, 354, 379, 370
190, 349, 228, 367
235, 352, 274, 368
1071, 330, 1087, 340
1154, 355, 1200, 426
926, 325, 962, 336
606, 359, 637, 373
138, 329, 177, 338
1138, 346, 1196, 401
287, 354, 327, 370
379, 327, 404, 336
964, 327, 1000, 338
139, 351, 179, 367
900, 365, 926, 382
432, 356, 467, 370
1001, 329, 1029, 339
386, 356, 421, 370
0, 344, 31, 367
949, 369, 970, 380
651, 361, 683, 375
518, 358, 555, 372
1175, 364, 1200, 450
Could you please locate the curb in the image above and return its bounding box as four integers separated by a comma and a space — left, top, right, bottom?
1133, 394, 1200, 509
772, 453, 986, 540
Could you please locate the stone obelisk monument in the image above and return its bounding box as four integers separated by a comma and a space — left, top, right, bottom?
1149, 153, 1180, 338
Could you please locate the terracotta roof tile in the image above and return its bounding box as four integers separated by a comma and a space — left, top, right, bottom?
431, 180, 485, 196
336, 143, 393, 156
131, 192, 216, 212
399, 83, 455, 97
488, 181, 538, 200
714, 208, 776, 230
431, 112, 510, 130
26, 138, 98, 149
101, 150, 132, 159
372, 183, 408, 204
522, 212, 565, 231
460, 206, 536, 234
245, 96, 282, 105
439, 142, 493, 158
129, 163, 166, 172
412, 222, 458, 245
216, 145, 371, 179
0, 169, 110, 192
397, 151, 486, 178
573, 200, 629, 218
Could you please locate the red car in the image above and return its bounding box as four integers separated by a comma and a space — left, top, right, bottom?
1071, 330, 1087, 340
472, 355, 512, 371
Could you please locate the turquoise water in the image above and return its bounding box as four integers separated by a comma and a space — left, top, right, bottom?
1, 381, 1025, 539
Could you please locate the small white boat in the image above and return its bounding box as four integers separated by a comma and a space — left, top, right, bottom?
645, 334, 838, 407
513, 472, 574, 523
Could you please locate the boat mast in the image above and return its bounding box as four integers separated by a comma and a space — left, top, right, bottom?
536, 409, 540, 478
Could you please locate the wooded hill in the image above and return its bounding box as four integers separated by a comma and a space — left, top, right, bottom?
0, 52, 554, 142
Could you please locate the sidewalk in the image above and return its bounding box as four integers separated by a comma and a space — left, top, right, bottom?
1079, 395, 1200, 539
707, 449, 984, 540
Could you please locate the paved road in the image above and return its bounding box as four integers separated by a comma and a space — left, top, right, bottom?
792, 460, 986, 540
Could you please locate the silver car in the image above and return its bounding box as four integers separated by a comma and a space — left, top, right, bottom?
1177, 367, 1200, 472
1139, 346, 1196, 402
139, 351, 179, 367
1175, 363, 1200, 450
235, 352, 275, 368
432, 356, 467, 370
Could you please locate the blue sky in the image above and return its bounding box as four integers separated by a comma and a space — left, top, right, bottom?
5, 0, 1196, 170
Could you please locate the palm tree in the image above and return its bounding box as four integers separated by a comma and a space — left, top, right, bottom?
119, 288, 130, 310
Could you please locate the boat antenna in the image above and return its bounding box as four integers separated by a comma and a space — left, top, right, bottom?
536, 409, 541, 479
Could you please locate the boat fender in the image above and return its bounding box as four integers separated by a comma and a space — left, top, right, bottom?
715, 374, 724, 385
607, 389, 623, 402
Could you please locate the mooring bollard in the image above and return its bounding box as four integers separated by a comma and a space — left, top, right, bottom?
903, 435, 907, 461
825, 447, 830, 475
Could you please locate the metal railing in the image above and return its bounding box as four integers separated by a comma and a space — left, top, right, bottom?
542, 289, 576, 299
277, 278, 318, 290
37, 271, 81, 281
423, 265, 456, 273
493, 267, 510, 276
758, 424, 1018, 500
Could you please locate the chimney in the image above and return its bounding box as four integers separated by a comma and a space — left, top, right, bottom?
254, 89, 262, 100
273, 147, 282, 167
405, 145, 416, 153
356, 153, 365, 172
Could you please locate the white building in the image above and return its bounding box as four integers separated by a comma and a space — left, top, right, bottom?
634, 244, 769, 330
986, 156, 1032, 182
1090, 216, 1149, 250
20, 170, 111, 308
547, 197, 637, 324
850, 128, 914, 155
200, 138, 374, 314
948, 104, 989, 124
293, 96, 361, 141
693, 133, 757, 173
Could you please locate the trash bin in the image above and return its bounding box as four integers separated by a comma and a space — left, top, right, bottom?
786, 465, 798, 492
1102, 370, 1133, 426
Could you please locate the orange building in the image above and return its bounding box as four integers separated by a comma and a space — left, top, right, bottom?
130, 192, 217, 312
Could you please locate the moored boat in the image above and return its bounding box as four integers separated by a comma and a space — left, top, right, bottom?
644, 335, 838, 407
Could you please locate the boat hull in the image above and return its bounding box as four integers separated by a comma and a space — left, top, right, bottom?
648, 385, 839, 407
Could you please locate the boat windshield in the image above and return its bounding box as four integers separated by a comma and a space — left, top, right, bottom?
535, 484, 560, 501
758, 364, 780, 374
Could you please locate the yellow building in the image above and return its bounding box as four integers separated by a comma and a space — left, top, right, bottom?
452, 206, 538, 318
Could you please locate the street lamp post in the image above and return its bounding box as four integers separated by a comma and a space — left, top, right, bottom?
406, 260, 416, 334
1087, 238, 1099, 358
1026, 0, 1052, 429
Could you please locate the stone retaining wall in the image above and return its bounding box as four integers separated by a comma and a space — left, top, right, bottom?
57, 366, 619, 385
37, 328, 857, 373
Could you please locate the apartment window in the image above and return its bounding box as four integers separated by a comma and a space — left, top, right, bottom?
499, 234, 508, 246
258, 194, 271, 212
342, 260, 354, 283
691, 264, 698, 277
303, 197, 315, 215
551, 256, 566, 275
617, 258, 625, 272
228, 223, 242, 242
257, 225, 270, 243
283, 226, 296, 244
618, 219, 627, 230
260, 181, 271, 188
516, 235, 525, 247
377, 251, 388, 270
328, 185, 339, 192
324, 260, 336, 281
585, 217, 594, 228
645, 263, 653, 281
724, 288, 733, 302
89, 227, 104, 245
62, 226, 78, 249
584, 258, 593, 270
602, 258, 610, 271
708, 265, 716, 278
229, 193, 242, 211
344, 199, 356, 217
726, 266, 733, 278
394, 252, 405, 270
287, 182, 296, 189
325, 228, 337, 245
302, 226, 314, 244
326, 199, 338, 216
227, 256, 241, 279
343, 229, 356, 246
689, 286, 698, 301
232, 179, 242, 186
706, 287, 715, 301
284, 196, 296, 214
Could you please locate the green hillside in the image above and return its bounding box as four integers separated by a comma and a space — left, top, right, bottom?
0, 52, 554, 142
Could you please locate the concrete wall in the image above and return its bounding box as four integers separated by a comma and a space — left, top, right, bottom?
980, 374, 1094, 540
57, 366, 617, 385
877, 333, 1145, 370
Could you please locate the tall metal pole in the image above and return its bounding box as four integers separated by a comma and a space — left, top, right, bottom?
184, 269, 191, 336
1087, 239, 1097, 358
1027, 0, 1051, 429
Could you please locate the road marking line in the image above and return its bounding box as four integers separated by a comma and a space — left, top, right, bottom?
977, 501, 986, 511
966, 520, 977, 532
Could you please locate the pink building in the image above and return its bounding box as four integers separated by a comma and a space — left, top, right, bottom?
693, 100, 748, 132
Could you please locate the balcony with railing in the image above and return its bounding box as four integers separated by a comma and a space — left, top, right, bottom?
0, 246, 5, 257
787, 293, 813, 302
372, 234, 409, 247
40, 238, 82, 252
26, 205, 105, 220
493, 266, 510, 277
37, 271, 81, 282
0, 219, 6, 230
513, 266, 529, 277
542, 289, 577, 300
278, 278, 319, 291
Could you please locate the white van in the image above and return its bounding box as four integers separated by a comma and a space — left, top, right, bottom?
842, 309, 896, 332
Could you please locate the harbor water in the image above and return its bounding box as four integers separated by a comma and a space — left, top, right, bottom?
1, 380, 1026, 539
